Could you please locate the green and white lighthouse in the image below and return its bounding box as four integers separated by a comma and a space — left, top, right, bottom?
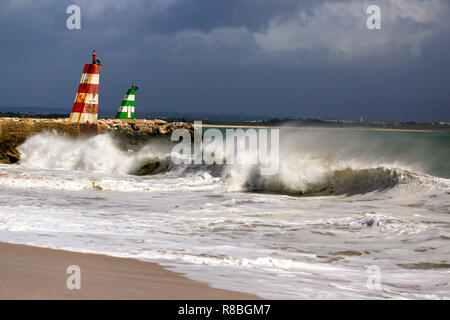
116, 84, 138, 119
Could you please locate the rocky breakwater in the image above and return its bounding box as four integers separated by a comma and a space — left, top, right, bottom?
0, 118, 195, 164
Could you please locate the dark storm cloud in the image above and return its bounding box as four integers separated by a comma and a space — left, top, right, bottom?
137, 0, 307, 34
0, 0, 449, 121
74, 0, 318, 34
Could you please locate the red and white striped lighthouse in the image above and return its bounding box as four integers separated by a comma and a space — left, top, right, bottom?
69, 50, 103, 126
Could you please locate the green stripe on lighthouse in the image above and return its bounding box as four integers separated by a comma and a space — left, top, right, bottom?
116, 84, 139, 120
120, 100, 135, 106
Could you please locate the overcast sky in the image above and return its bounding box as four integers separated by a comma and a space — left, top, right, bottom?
0, 0, 449, 121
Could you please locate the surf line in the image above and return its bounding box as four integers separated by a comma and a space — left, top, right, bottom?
171, 121, 280, 176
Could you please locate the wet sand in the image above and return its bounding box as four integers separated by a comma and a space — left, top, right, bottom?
0, 242, 259, 300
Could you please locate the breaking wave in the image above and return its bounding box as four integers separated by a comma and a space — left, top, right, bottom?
240, 167, 401, 196
17, 131, 174, 175
11, 130, 449, 196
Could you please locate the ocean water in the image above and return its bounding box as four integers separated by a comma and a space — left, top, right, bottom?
0, 128, 448, 299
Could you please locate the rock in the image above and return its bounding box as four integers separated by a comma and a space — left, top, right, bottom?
0, 118, 196, 164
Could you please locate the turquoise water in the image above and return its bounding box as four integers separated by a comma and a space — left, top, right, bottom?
202, 126, 450, 179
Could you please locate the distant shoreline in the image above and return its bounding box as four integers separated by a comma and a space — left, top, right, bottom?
1, 111, 448, 132
198, 124, 443, 133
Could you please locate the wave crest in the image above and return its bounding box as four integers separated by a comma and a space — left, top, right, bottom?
14, 131, 448, 197
241, 167, 401, 196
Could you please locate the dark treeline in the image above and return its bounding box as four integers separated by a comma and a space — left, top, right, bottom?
0, 112, 68, 119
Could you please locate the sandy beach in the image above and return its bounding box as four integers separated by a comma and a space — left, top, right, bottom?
0, 242, 258, 300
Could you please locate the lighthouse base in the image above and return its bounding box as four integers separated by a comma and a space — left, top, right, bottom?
79, 123, 98, 134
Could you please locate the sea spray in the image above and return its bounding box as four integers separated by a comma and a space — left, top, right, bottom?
12, 129, 450, 196
17, 131, 174, 175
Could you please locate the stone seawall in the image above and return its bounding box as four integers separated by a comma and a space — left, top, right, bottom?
0, 118, 195, 164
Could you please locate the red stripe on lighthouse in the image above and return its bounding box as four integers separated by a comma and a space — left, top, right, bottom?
82, 64, 102, 75
77, 83, 99, 94
72, 102, 98, 113
71, 102, 85, 113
